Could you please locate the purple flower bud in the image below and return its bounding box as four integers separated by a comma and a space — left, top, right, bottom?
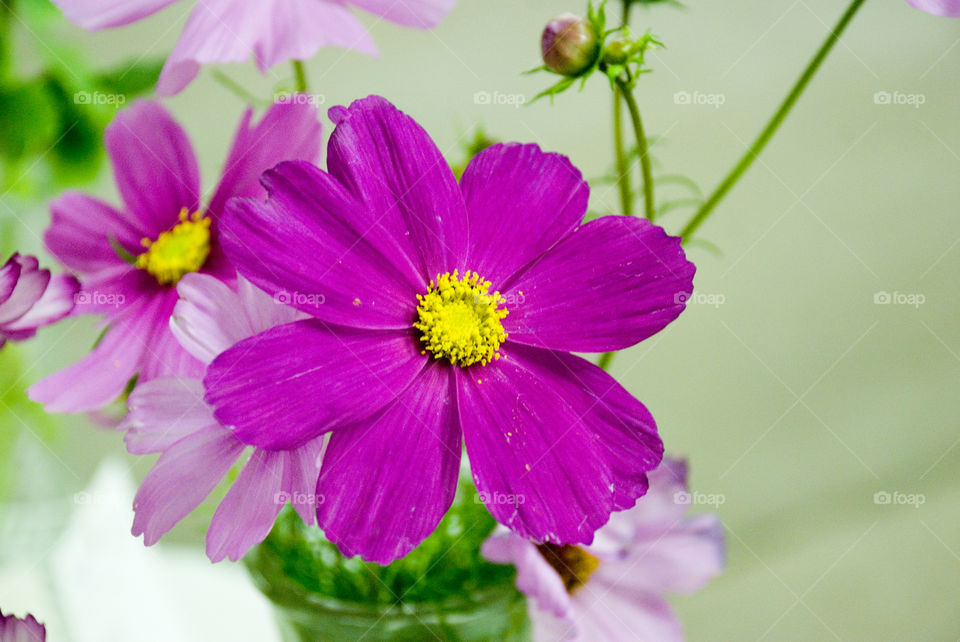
541, 13, 599, 76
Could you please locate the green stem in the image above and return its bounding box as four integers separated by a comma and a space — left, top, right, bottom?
678, 0, 868, 242
613, 94, 634, 217
292, 60, 308, 93
617, 79, 655, 222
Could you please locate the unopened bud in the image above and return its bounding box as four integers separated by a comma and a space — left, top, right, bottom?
541, 13, 599, 77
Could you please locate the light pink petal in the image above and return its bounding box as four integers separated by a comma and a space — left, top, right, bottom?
156, 0, 377, 96
347, 0, 455, 28
206, 101, 323, 219
206, 449, 284, 562
1, 274, 79, 332
317, 363, 461, 564
122, 377, 216, 454
594, 513, 725, 595
569, 585, 683, 642
280, 436, 325, 526
132, 423, 244, 546
105, 101, 201, 236
50, 0, 179, 30
0, 610, 47, 642
906, 0, 960, 16
481, 530, 574, 620
46, 192, 144, 273
138, 290, 207, 382
171, 274, 302, 365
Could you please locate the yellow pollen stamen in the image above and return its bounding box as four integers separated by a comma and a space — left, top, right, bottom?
413, 269, 509, 367
135, 208, 212, 285
537, 543, 601, 593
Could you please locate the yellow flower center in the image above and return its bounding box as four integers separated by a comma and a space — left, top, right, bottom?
537, 543, 600, 593
135, 208, 212, 285
413, 270, 509, 367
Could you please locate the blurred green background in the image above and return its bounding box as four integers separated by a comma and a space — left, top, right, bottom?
1, 0, 959, 639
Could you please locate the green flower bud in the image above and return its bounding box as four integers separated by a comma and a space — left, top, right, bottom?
541, 13, 599, 77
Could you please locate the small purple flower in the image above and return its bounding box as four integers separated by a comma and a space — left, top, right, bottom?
906, 0, 960, 16
0, 609, 46, 641
29, 99, 322, 414
122, 273, 324, 562
482, 459, 725, 642
0, 253, 79, 349
204, 95, 695, 564
50, 0, 456, 95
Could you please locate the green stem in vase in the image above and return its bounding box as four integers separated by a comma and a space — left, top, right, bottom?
678, 0, 869, 242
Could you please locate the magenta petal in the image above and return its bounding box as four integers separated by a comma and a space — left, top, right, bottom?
327, 96, 469, 280
206, 101, 322, 219
156, 0, 377, 96
46, 192, 144, 273
105, 101, 200, 236
122, 378, 215, 454
205, 320, 425, 450
457, 349, 618, 544
206, 449, 283, 562
537, 349, 662, 511
317, 364, 460, 564
460, 143, 589, 286
0, 262, 49, 325
906, 0, 960, 16
132, 424, 244, 546
504, 216, 695, 353
347, 0, 454, 28
28, 298, 158, 412
0, 258, 20, 304
221, 161, 420, 328
137, 290, 206, 382
50, 0, 178, 30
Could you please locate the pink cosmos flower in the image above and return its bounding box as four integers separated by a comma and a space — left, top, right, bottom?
29, 99, 322, 413
906, 0, 960, 16
482, 459, 725, 642
122, 273, 324, 562
0, 254, 79, 349
203, 95, 695, 564
50, 0, 456, 95
0, 609, 46, 641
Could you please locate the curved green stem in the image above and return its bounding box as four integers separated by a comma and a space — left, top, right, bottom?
617, 78, 655, 222
292, 60, 308, 93
678, 0, 868, 242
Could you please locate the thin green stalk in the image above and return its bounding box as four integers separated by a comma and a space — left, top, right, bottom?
292, 60, 308, 93
617, 78, 655, 222
679, 0, 868, 242
613, 94, 634, 217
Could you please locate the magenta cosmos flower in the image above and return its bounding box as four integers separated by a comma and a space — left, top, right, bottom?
29, 99, 322, 413
122, 273, 324, 562
906, 0, 960, 16
0, 609, 45, 642
0, 254, 78, 349
51, 0, 455, 95
203, 95, 696, 564
482, 459, 725, 642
